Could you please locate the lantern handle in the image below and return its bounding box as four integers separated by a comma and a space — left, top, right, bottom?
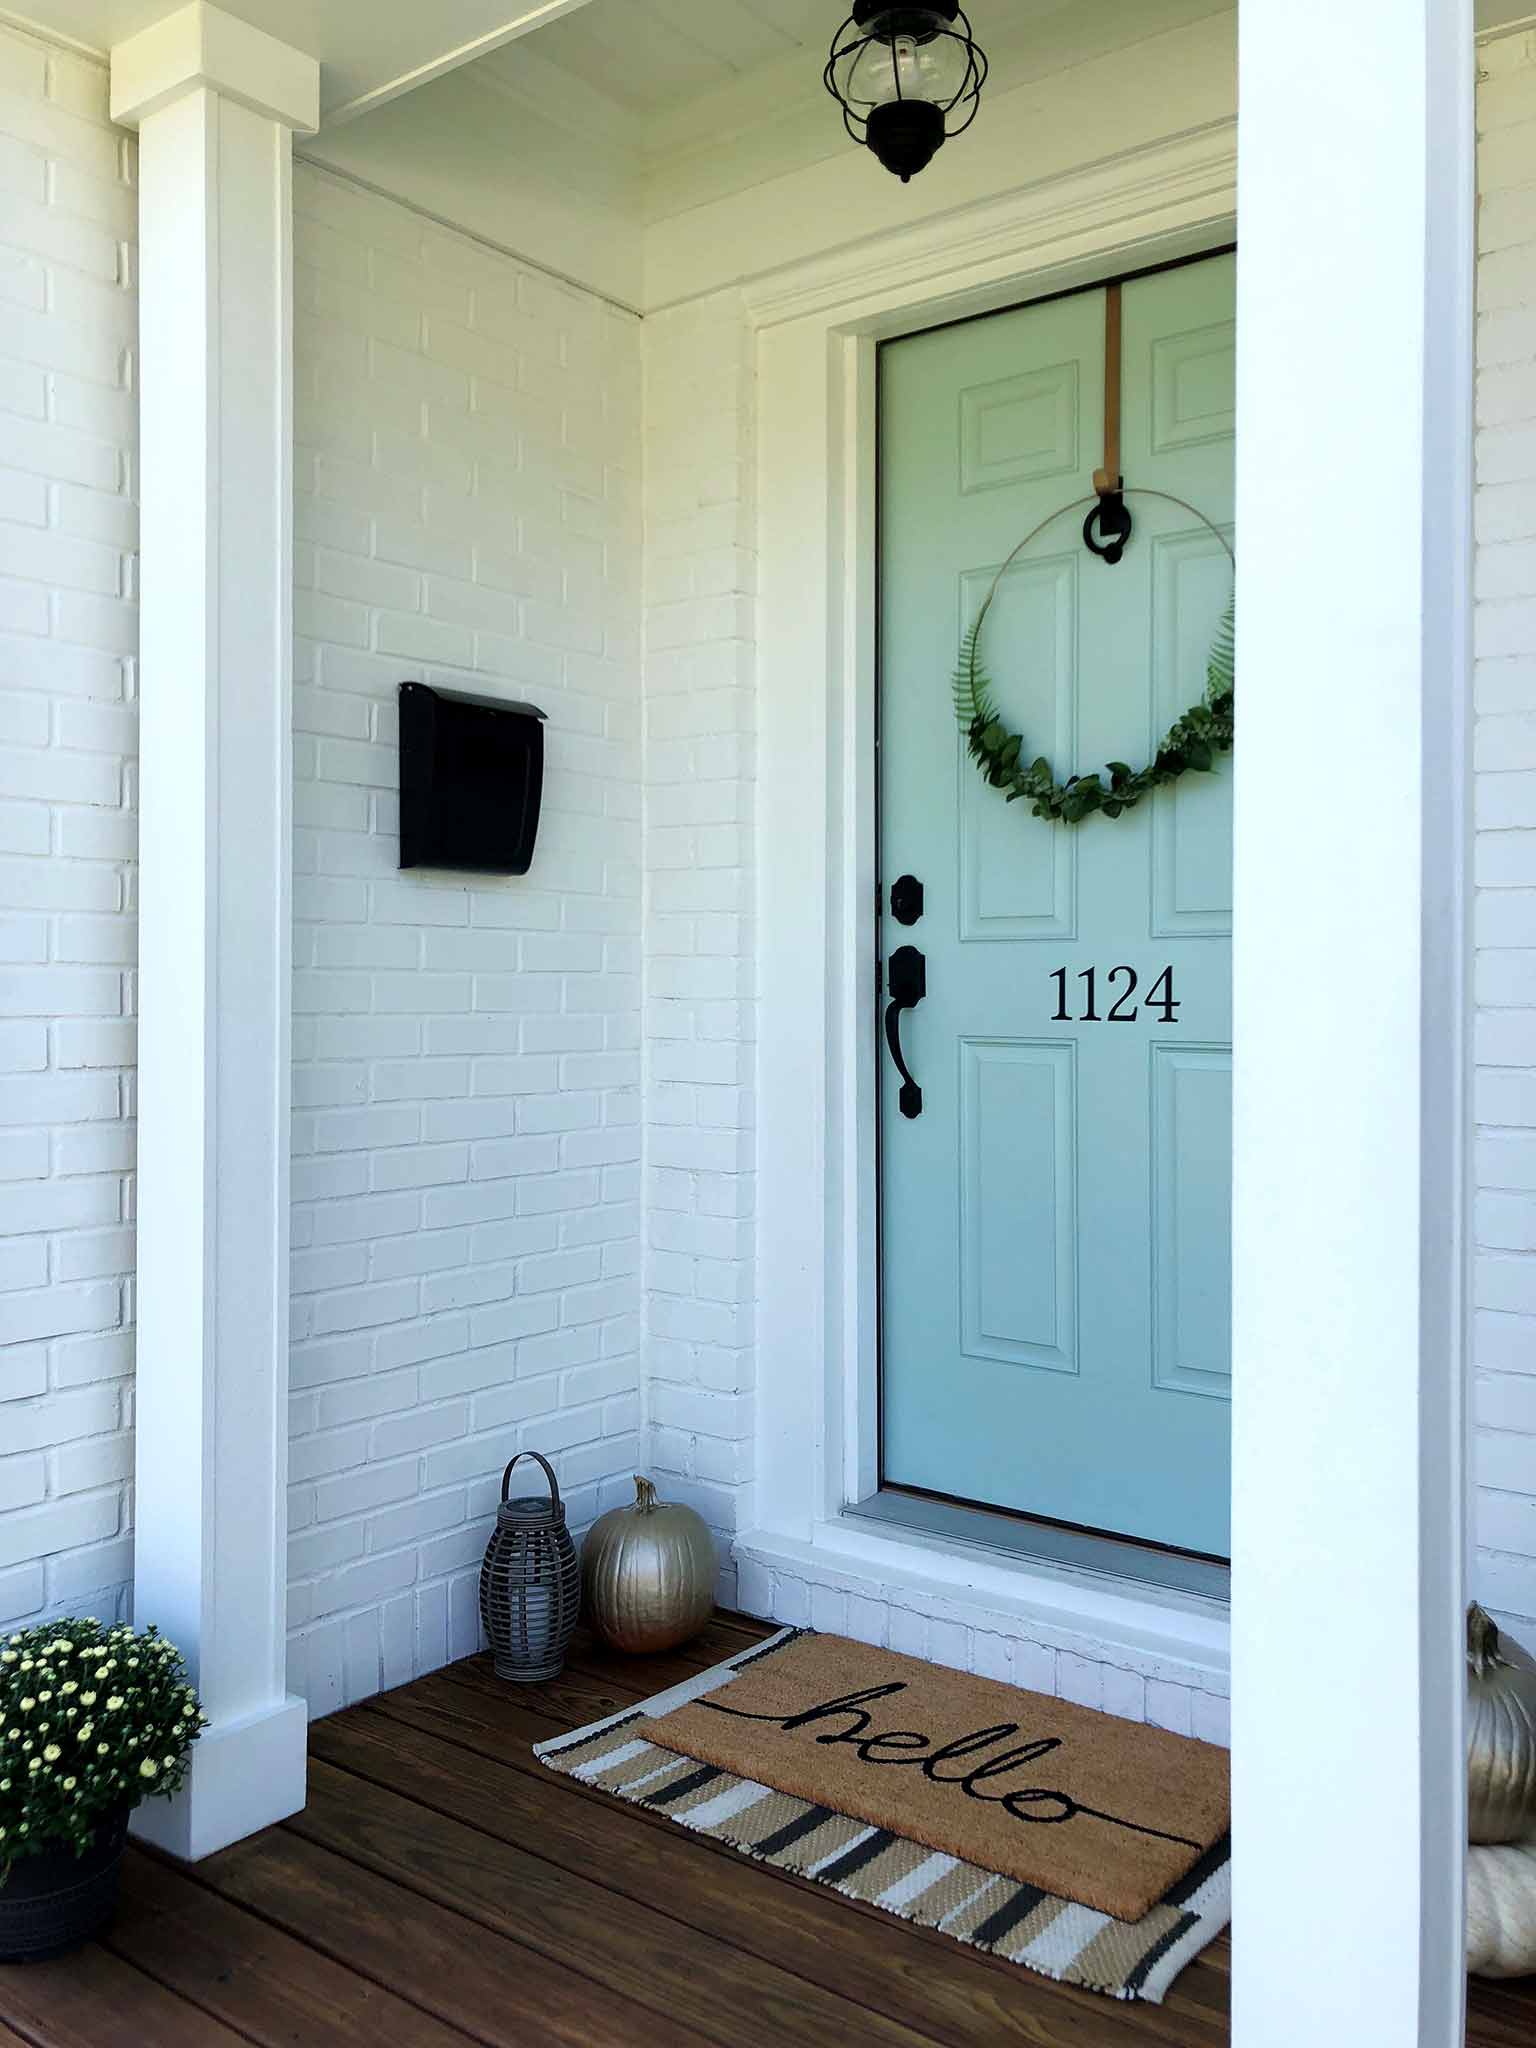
500, 1449, 562, 1510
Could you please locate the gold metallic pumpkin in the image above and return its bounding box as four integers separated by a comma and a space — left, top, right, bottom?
581, 1476, 717, 1654
1468, 1603, 1536, 1845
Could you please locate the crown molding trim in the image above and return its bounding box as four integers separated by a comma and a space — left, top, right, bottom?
732, 119, 1238, 330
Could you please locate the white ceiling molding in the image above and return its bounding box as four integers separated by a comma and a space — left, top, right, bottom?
319, 0, 601, 125
735, 119, 1238, 330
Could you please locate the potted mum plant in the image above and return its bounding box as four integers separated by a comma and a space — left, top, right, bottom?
0, 1618, 206, 1962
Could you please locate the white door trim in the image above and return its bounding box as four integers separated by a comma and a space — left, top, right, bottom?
747, 127, 1239, 1670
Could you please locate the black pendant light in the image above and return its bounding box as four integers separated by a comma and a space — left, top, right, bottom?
824, 3, 987, 183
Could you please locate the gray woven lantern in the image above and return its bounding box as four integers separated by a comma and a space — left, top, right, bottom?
479, 1451, 580, 1682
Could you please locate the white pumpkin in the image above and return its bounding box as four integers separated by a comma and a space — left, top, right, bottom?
1467, 1840, 1536, 1978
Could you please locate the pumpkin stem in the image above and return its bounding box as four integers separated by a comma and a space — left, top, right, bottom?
633, 1475, 658, 1514
1468, 1601, 1506, 1680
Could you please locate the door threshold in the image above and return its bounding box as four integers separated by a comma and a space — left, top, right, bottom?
845, 1488, 1231, 1604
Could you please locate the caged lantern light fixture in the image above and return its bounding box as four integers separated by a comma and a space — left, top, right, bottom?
824, 3, 987, 184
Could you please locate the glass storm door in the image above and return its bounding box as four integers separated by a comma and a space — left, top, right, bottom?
878, 255, 1235, 1559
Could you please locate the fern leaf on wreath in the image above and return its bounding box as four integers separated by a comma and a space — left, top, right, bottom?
1206, 594, 1234, 700
951, 619, 996, 735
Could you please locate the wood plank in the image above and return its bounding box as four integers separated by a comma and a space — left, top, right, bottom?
422, 1650, 1241, 2031
190, 1824, 720, 2048
1467, 1978, 1536, 2048
421, 1658, 1234, 2022
431, 1655, 647, 1730
105, 1847, 475, 2048
559, 1616, 773, 1694
293, 1753, 955, 2048
337, 1680, 1226, 2048
0, 1941, 253, 2048
413, 1656, 1235, 2029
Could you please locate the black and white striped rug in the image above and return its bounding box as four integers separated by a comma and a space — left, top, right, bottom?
534, 1628, 1230, 2004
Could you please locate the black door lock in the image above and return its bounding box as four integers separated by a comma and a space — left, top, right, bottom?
889, 873, 924, 926
884, 944, 926, 1119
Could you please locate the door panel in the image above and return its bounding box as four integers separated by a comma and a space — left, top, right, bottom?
878, 254, 1235, 1559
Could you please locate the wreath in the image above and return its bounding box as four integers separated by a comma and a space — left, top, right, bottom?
952, 491, 1234, 824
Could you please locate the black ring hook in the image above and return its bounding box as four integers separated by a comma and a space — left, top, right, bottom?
1082, 488, 1133, 565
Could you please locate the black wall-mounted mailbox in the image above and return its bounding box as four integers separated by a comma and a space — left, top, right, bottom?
398, 680, 546, 875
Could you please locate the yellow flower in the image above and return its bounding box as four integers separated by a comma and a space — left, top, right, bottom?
80, 1692, 96, 1707
27, 1759, 40, 1774
138, 1758, 158, 1779
43, 1745, 61, 1763
0, 1651, 15, 1665
96, 1744, 108, 1757
61, 1777, 76, 1791
18, 1699, 33, 1713
105, 1696, 124, 1712
61, 1682, 77, 1697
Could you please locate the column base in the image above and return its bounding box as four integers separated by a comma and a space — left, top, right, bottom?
129, 1694, 307, 1861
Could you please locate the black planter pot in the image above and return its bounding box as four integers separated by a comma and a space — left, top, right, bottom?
0, 1809, 129, 1963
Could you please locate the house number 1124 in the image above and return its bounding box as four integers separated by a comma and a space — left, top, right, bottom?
1049, 965, 1179, 1023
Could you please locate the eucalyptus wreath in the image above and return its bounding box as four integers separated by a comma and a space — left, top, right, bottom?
952, 491, 1234, 824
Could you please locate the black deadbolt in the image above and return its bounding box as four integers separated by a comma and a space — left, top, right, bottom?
889, 873, 924, 926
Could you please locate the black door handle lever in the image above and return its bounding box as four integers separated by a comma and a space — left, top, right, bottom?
884, 944, 926, 1119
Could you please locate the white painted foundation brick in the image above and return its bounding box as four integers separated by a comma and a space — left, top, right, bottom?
1474, 31, 1536, 1660
285, 163, 644, 1713
0, 26, 137, 1638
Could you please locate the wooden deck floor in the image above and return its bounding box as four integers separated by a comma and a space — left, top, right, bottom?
0, 1609, 1529, 2047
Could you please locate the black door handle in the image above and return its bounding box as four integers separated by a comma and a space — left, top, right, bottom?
884, 944, 926, 1119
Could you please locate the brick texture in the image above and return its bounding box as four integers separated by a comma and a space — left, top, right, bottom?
1475, 30, 1536, 1658
285, 164, 644, 1713
641, 293, 758, 1599
0, 26, 137, 1637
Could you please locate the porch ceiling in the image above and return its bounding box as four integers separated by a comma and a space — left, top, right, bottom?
8, 0, 604, 122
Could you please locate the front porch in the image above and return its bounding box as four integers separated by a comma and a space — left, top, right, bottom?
0, 1611, 1528, 2048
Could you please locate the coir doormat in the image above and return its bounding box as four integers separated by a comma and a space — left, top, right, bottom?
535, 1628, 1231, 2004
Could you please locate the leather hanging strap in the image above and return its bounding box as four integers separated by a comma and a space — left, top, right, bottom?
1093, 281, 1122, 495
1083, 282, 1132, 563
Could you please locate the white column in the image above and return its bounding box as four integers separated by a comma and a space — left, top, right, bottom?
111, 4, 318, 1861
1231, 4, 1472, 2044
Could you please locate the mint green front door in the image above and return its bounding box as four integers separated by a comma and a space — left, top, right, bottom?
878, 255, 1234, 1559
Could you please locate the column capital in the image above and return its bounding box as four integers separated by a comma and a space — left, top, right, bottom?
111, 2, 319, 132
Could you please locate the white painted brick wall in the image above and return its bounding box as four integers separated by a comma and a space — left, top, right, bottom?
285, 163, 644, 1714
641, 292, 759, 1602
1474, 30, 1536, 1661
4, 11, 1534, 1737
0, 26, 137, 1638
